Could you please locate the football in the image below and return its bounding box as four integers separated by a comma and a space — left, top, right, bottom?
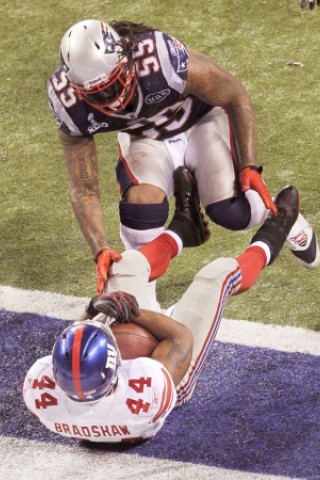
111, 322, 158, 360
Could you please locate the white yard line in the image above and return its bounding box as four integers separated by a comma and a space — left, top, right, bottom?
1, 284, 320, 355
0, 436, 301, 480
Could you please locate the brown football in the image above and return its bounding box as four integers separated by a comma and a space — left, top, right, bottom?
111, 322, 158, 360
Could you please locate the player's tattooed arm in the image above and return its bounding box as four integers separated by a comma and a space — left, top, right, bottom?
134, 309, 193, 386
58, 130, 109, 257
185, 48, 258, 169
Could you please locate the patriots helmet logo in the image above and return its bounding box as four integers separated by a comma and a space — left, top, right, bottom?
100, 22, 118, 54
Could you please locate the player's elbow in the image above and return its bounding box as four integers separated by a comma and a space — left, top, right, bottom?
174, 325, 193, 363
180, 324, 193, 351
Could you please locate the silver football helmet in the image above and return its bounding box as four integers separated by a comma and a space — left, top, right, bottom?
60, 19, 136, 114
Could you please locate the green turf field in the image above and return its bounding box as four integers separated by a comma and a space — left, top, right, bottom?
1, 0, 319, 330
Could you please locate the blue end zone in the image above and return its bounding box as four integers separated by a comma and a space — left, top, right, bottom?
1, 309, 320, 479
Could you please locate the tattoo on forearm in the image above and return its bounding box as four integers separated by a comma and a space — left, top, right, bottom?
68, 142, 97, 183
167, 342, 192, 369
63, 138, 107, 254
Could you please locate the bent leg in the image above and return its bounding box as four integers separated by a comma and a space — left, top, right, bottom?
205, 195, 251, 230
106, 250, 152, 309
172, 257, 241, 405
185, 108, 268, 230
173, 246, 269, 406
119, 198, 169, 249
107, 234, 182, 309
117, 132, 174, 249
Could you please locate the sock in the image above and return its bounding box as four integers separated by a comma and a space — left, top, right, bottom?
138, 233, 179, 281
235, 245, 268, 294
244, 190, 269, 229
250, 240, 271, 265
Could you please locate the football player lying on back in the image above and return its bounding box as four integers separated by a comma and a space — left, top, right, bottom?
24, 168, 300, 443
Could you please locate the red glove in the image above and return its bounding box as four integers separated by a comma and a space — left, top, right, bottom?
239, 165, 278, 216
96, 248, 122, 295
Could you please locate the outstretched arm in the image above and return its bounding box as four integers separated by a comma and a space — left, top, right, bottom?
59, 130, 121, 293
59, 130, 108, 257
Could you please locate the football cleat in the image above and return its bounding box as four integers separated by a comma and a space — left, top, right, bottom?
286, 214, 320, 270
250, 186, 299, 264
167, 166, 210, 247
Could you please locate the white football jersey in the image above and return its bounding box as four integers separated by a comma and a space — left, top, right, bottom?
23, 355, 177, 443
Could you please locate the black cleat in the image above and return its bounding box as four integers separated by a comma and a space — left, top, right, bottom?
167, 166, 210, 247
250, 186, 300, 264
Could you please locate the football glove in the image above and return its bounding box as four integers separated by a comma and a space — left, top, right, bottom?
96, 248, 122, 295
92, 291, 140, 323
239, 165, 278, 216
85, 295, 100, 318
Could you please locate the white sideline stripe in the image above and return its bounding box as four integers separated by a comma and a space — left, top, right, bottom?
0, 436, 300, 480
1, 285, 320, 355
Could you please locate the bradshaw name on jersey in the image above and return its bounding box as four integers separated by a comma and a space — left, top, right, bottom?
48, 30, 212, 140
23, 355, 177, 443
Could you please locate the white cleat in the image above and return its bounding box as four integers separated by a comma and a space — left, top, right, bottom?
286, 213, 320, 270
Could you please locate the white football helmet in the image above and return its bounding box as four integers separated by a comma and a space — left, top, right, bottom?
60, 19, 136, 114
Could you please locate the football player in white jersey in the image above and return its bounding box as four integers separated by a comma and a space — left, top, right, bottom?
24, 168, 301, 444
48, 19, 319, 307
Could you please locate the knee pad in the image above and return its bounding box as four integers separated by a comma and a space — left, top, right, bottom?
119, 200, 169, 250
119, 200, 169, 230
205, 195, 251, 231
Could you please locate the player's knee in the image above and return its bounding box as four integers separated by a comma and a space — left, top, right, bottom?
108, 250, 150, 285
119, 200, 169, 230
205, 195, 251, 230
194, 257, 237, 282
125, 184, 166, 204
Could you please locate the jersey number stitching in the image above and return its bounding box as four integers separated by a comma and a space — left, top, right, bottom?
126, 377, 152, 415
33, 375, 58, 409
133, 38, 160, 78
52, 70, 78, 109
